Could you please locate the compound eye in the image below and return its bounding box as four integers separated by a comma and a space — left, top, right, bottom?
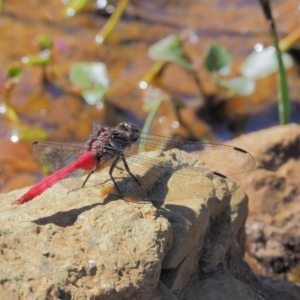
130, 126, 140, 142
116, 122, 130, 132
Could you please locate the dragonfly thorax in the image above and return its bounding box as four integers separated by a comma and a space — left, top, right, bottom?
85, 122, 140, 160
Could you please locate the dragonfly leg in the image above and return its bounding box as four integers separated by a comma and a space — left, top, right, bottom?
82, 169, 95, 188
121, 154, 141, 185
104, 145, 140, 186
109, 156, 123, 196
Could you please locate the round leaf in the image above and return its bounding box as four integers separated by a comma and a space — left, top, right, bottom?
218, 77, 255, 96
82, 84, 108, 105
148, 35, 193, 70
240, 47, 293, 79
70, 62, 109, 89
204, 44, 232, 72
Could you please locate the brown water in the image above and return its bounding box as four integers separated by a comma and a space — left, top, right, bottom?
0, 0, 299, 192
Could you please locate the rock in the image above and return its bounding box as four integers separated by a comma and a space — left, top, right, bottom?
228, 124, 300, 290
1, 147, 299, 299
0, 187, 171, 300
230, 186, 249, 253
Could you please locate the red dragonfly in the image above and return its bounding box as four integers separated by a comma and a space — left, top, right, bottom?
15, 122, 255, 205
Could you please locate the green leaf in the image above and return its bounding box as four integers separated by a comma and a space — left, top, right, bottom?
38, 34, 53, 50
218, 77, 255, 96
148, 35, 193, 70
82, 84, 108, 105
7, 66, 22, 82
240, 47, 293, 79
70, 62, 109, 89
204, 44, 232, 73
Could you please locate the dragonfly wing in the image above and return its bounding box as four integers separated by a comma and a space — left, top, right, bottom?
32, 141, 87, 191
33, 141, 86, 171
122, 151, 236, 202
125, 133, 255, 176
83, 150, 236, 203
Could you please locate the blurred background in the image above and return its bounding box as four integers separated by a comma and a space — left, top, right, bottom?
0, 0, 299, 193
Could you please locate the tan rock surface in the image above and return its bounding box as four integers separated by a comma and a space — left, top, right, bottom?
1, 146, 299, 299
0, 187, 171, 300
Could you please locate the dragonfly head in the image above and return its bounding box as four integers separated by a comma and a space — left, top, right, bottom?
116, 122, 140, 143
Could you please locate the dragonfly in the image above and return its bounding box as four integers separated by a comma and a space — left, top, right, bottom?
15, 122, 255, 205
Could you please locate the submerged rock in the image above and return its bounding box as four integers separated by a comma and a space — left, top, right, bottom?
229, 124, 300, 284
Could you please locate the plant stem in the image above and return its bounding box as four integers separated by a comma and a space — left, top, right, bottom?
140, 97, 163, 152
172, 98, 198, 140
279, 26, 300, 52
96, 0, 130, 44
3, 80, 19, 124
187, 69, 208, 101
139, 61, 167, 87
64, 0, 91, 18
258, 0, 290, 124
142, 98, 162, 134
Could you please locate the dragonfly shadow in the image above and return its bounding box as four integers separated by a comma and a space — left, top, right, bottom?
33, 202, 104, 227
159, 203, 199, 222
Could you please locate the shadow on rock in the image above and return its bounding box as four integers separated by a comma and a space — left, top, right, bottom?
33, 202, 103, 227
